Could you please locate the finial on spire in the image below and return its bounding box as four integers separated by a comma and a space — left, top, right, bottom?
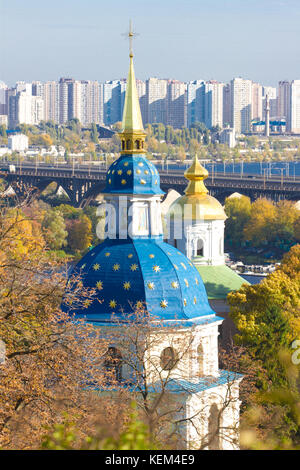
119, 22, 145, 154
184, 154, 209, 195
122, 20, 139, 59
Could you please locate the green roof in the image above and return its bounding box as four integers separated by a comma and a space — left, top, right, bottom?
196, 265, 249, 300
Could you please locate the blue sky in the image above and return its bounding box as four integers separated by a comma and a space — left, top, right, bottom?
1, 0, 300, 86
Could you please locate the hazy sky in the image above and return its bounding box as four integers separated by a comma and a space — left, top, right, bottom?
1, 0, 300, 87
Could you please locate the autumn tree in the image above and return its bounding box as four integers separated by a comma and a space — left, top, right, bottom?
66, 214, 92, 255
227, 244, 300, 443
0, 206, 113, 449
243, 198, 277, 246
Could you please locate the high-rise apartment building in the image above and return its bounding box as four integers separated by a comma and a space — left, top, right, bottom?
223, 83, 231, 127
204, 80, 224, 129
277, 80, 290, 121
167, 80, 187, 128
251, 82, 263, 120
145, 78, 168, 125
8, 86, 44, 128
103, 80, 126, 126
0, 81, 8, 116
230, 78, 252, 134
186, 80, 205, 127
79, 80, 103, 125
290, 80, 300, 133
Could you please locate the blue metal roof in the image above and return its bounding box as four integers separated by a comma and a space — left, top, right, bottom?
65, 237, 216, 322
147, 370, 243, 394
104, 154, 164, 195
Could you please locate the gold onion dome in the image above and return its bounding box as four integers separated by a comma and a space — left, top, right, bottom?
169, 155, 227, 221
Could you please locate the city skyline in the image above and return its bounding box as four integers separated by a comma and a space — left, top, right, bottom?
1, 0, 300, 87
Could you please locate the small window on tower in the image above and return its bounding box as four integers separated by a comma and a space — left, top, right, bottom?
103, 347, 123, 383
160, 347, 178, 370
135, 140, 140, 149
126, 139, 131, 150
122, 140, 125, 150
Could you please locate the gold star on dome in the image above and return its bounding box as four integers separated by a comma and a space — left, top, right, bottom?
140, 179, 146, 185
96, 280, 103, 290
155, 180, 158, 185
127, 170, 132, 175
183, 299, 187, 307
135, 301, 143, 309
167, 252, 172, 255
153, 265, 160, 273
124, 161, 129, 167
151, 170, 154, 175
112, 170, 115, 174
81, 263, 86, 269
149, 254, 155, 259
117, 169, 122, 175
109, 300, 117, 309
171, 281, 179, 289
160, 300, 168, 309
121, 179, 127, 185
105, 252, 111, 257
174, 264, 178, 270
181, 263, 187, 270
128, 253, 133, 258
184, 279, 189, 287
195, 278, 199, 285
84, 299, 92, 308
113, 263, 120, 271
130, 264, 138, 271
123, 281, 131, 290
194, 297, 197, 304
147, 282, 155, 290
93, 263, 100, 271
144, 170, 149, 175
138, 162, 143, 167
136, 169, 141, 174
108, 178, 112, 184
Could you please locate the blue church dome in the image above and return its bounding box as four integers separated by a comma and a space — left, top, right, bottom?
66, 237, 215, 323
105, 154, 164, 195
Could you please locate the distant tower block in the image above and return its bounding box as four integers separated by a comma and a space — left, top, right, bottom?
265, 94, 270, 137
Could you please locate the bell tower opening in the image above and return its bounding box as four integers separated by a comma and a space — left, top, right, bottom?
196, 239, 204, 257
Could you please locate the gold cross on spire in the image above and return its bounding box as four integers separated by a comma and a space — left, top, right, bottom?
122, 20, 139, 58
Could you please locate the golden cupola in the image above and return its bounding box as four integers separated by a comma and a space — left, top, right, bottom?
119, 47, 146, 154
168, 155, 227, 221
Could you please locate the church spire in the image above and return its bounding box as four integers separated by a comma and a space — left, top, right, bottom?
119, 21, 146, 154
184, 154, 209, 195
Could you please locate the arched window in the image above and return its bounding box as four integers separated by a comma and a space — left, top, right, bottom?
104, 347, 122, 383
121, 140, 125, 150
197, 343, 204, 376
135, 140, 140, 150
160, 347, 178, 371
126, 139, 131, 150
208, 404, 220, 450
196, 239, 203, 257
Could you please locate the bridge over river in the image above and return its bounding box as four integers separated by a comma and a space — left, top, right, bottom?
1, 162, 300, 207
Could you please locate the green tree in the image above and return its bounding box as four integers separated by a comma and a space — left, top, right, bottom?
91, 123, 99, 144
224, 195, 251, 248
42, 209, 68, 251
